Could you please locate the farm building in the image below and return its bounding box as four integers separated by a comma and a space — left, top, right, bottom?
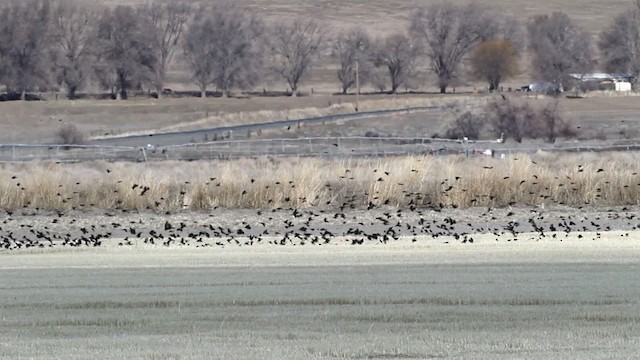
569, 72, 634, 92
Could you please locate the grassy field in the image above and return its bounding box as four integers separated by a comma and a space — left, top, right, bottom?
2, 236, 640, 359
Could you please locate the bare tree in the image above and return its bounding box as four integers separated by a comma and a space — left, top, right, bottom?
332, 27, 372, 94
534, 99, 576, 143
410, 3, 498, 94
486, 96, 575, 143
599, 1, 640, 89
94, 5, 157, 100
498, 17, 526, 52
369, 67, 389, 93
372, 33, 420, 94
269, 19, 324, 97
52, 0, 97, 100
182, 7, 215, 98
528, 12, 594, 94
140, 0, 191, 99
486, 97, 538, 143
0, 0, 53, 100
445, 111, 487, 140
209, 5, 264, 97
469, 40, 519, 91
183, 5, 263, 98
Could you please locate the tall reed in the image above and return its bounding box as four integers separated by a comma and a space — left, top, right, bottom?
1, 152, 638, 211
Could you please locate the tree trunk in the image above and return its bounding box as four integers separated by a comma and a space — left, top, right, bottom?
439, 86, 447, 94
117, 73, 128, 100
200, 88, 207, 98
155, 70, 164, 100
20, 89, 26, 101
67, 86, 77, 100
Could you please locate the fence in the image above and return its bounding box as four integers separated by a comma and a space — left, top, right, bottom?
2, 137, 640, 162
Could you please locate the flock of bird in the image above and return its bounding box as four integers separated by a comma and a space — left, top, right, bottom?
1, 160, 639, 251
1, 198, 638, 251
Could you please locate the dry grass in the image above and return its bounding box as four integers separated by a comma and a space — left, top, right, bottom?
90, 95, 480, 139
2, 152, 639, 211
0, 93, 478, 144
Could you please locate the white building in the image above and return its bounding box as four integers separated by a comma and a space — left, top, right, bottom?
569, 72, 634, 92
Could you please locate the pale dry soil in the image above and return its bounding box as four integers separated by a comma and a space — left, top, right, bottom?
1, 207, 640, 359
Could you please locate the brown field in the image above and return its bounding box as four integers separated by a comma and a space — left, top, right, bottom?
0, 94, 466, 144
2, 93, 640, 145
94, 0, 628, 35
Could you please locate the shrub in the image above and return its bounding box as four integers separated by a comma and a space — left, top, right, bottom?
485, 96, 577, 143
534, 100, 577, 143
485, 97, 536, 143
444, 111, 486, 140
56, 123, 87, 145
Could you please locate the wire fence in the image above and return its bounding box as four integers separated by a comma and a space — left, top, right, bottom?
2, 137, 640, 162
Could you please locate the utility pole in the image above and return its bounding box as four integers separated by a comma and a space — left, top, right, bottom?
355, 59, 360, 112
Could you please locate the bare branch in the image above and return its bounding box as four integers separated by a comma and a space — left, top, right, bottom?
94, 5, 158, 100
372, 33, 420, 94
599, 4, 640, 89
0, 0, 54, 100
140, 0, 191, 98
410, 3, 498, 93
182, 4, 264, 98
52, 0, 97, 99
332, 27, 372, 94
268, 19, 325, 97
527, 12, 594, 94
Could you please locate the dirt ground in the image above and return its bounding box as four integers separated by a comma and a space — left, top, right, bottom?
1, 205, 639, 251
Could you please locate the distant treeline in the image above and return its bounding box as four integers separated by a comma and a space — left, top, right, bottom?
0, 0, 638, 101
